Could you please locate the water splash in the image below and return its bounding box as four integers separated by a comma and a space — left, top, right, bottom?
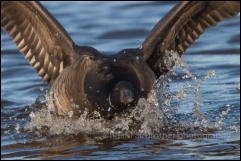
163, 50, 235, 132
24, 50, 236, 138
214, 104, 230, 130
24, 78, 171, 137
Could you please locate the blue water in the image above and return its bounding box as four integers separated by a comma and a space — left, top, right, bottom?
1, 1, 240, 160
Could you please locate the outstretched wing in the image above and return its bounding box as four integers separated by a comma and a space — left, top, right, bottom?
141, 1, 240, 77
1, 1, 76, 85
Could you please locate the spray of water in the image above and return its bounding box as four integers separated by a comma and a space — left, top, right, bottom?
24, 50, 235, 138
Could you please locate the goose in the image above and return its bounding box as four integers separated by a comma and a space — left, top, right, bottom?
1, 1, 240, 119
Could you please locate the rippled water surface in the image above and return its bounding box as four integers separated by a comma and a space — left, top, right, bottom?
1, 1, 240, 160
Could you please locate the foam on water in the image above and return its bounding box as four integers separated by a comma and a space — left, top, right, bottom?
24, 50, 237, 138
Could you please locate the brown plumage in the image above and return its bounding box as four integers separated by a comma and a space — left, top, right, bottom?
1, 1, 240, 119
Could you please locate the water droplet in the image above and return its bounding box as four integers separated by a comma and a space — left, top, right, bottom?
209, 70, 215, 78
237, 83, 240, 91
137, 40, 143, 49
230, 125, 238, 132
113, 58, 116, 62
29, 112, 35, 118
139, 44, 143, 49
68, 111, 74, 118
40, 86, 44, 91
136, 56, 139, 60
15, 124, 20, 133
108, 107, 111, 112
36, 95, 46, 103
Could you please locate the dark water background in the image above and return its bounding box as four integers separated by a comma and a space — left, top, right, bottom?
1, 1, 240, 160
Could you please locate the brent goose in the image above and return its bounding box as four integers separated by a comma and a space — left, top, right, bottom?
1, 1, 240, 119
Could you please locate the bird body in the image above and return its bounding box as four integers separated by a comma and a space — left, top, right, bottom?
49, 47, 155, 118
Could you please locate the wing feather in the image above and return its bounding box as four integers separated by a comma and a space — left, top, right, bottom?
142, 1, 240, 77
1, 1, 76, 85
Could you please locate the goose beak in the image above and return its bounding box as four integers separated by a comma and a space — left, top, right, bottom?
119, 88, 134, 105
110, 81, 136, 109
